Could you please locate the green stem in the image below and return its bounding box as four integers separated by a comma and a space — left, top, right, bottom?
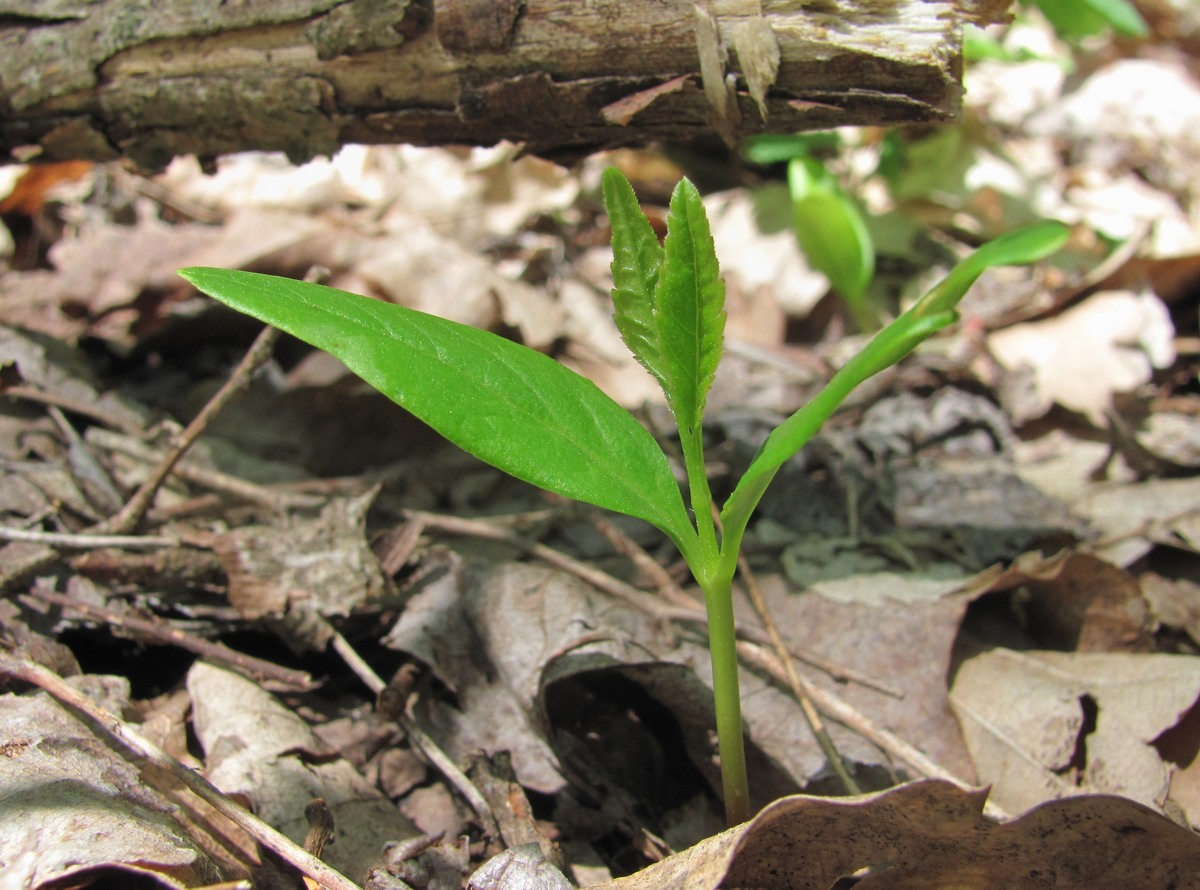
681, 423, 719, 564
702, 569, 751, 825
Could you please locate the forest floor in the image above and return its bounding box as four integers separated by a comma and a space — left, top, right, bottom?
3, 8, 1200, 890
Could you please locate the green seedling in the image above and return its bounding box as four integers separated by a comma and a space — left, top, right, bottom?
787, 156, 876, 330
744, 134, 876, 330
180, 168, 1067, 826
1021, 0, 1148, 39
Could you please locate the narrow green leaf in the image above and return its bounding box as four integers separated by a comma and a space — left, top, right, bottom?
788, 157, 874, 304
721, 220, 1069, 552
654, 177, 727, 433
178, 268, 697, 553
602, 167, 669, 391
912, 220, 1070, 321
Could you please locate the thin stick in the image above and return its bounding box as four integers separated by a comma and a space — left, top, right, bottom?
588, 514, 700, 610
3, 384, 146, 435
735, 553, 861, 795
733, 642, 1009, 820
92, 324, 281, 535
406, 510, 676, 620
28, 587, 314, 691
326, 629, 500, 838
0, 526, 181, 548
87, 427, 326, 512
0, 654, 363, 890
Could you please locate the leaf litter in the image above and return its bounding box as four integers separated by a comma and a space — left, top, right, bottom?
3, 8, 1200, 888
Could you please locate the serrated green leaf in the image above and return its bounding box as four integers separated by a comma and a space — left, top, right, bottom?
654, 177, 726, 433
720, 220, 1069, 554
602, 167, 669, 391
178, 267, 697, 553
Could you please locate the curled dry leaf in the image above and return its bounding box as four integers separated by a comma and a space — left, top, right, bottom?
0, 686, 224, 889
590, 779, 1200, 890
213, 488, 390, 627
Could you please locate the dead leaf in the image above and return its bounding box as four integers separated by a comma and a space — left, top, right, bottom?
214, 488, 390, 625
1074, 476, 1200, 566
955, 550, 1151, 653
988, 290, 1176, 424
950, 648, 1200, 820
758, 571, 979, 783
467, 843, 573, 890
188, 661, 419, 884
0, 685, 224, 890
592, 779, 1200, 890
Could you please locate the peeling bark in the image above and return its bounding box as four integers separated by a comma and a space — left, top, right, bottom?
0, 0, 1013, 169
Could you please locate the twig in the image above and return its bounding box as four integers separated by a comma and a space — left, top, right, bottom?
27, 586, 315, 691
3, 384, 146, 435
326, 628, 501, 839
91, 324, 281, 535
735, 553, 861, 795
406, 510, 676, 621
88, 427, 326, 511
733, 641, 1009, 820
0, 654, 363, 890
588, 514, 700, 610
0, 526, 181, 548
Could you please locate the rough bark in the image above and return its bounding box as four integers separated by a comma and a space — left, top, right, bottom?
1, 0, 1013, 169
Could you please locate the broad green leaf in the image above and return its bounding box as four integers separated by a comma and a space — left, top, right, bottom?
654, 177, 726, 433
178, 268, 697, 553
788, 157, 875, 323
602, 167, 668, 391
720, 220, 1069, 552
1029, 0, 1148, 38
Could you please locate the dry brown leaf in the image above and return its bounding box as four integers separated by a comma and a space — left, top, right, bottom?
950, 648, 1200, 820
758, 571, 978, 782
213, 488, 389, 626
988, 289, 1176, 425
592, 779, 1200, 890
188, 661, 419, 884
0, 684, 224, 889
953, 550, 1151, 653
1074, 476, 1200, 567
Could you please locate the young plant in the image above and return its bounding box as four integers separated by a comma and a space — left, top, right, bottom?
179, 169, 1067, 826
744, 133, 877, 330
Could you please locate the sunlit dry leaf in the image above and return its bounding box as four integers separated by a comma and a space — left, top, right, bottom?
1030, 58, 1200, 201
988, 289, 1176, 424
950, 648, 1200, 818
0, 688, 224, 889
188, 662, 419, 884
